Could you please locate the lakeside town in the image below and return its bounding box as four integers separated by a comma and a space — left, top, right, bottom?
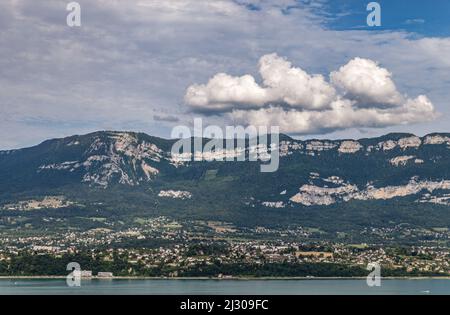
0, 216, 448, 277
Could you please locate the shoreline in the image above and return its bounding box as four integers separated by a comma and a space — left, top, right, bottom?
1, 276, 449, 280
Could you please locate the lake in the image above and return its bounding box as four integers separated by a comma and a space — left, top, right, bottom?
0, 279, 449, 295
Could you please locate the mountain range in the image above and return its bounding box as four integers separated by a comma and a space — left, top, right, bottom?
1, 131, 449, 233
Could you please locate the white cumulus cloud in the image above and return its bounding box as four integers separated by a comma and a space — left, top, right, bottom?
258, 53, 336, 110
185, 73, 269, 112
185, 53, 336, 112
185, 54, 438, 134
330, 57, 403, 107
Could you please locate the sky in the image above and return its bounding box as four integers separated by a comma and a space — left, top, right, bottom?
1, 0, 450, 149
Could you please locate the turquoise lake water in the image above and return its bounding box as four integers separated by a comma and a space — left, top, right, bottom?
0, 279, 449, 295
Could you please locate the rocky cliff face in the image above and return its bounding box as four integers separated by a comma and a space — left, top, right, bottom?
0, 131, 449, 229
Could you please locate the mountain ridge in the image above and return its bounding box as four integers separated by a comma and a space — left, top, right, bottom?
3, 130, 450, 153
0, 130, 449, 232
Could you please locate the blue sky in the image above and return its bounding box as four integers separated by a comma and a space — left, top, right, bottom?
0, 0, 449, 149
316, 0, 450, 36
